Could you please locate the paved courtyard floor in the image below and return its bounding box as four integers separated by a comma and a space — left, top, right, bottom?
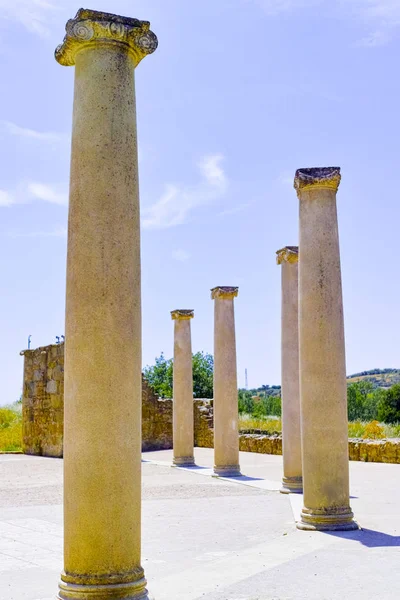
0, 448, 399, 600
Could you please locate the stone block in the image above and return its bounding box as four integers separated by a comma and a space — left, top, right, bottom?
33, 370, 43, 381
46, 380, 58, 394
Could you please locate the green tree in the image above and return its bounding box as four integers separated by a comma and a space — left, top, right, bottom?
377, 384, 400, 423
143, 351, 214, 399
347, 381, 375, 421
192, 351, 213, 398
238, 389, 254, 414
143, 353, 173, 398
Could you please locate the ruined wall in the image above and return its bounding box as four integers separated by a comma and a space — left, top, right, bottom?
348, 438, 400, 463
21, 343, 64, 457
21, 343, 400, 464
21, 343, 214, 457
237, 433, 400, 464
194, 399, 214, 448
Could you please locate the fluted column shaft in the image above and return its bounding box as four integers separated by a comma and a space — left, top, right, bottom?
212, 287, 240, 477
277, 247, 302, 494
171, 310, 195, 466
295, 167, 357, 531
55, 9, 157, 599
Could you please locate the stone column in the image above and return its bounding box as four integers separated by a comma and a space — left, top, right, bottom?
211, 287, 241, 477
55, 10, 157, 599
295, 167, 357, 531
171, 309, 195, 467
276, 246, 302, 494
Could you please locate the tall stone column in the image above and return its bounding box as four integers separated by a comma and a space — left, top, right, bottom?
211, 287, 241, 477
295, 167, 357, 531
55, 9, 157, 599
171, 309, 195, 467
276, 246, 302, 494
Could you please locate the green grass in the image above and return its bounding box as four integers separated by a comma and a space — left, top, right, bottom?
0, 404, 22, 452
240, 414, 400, 439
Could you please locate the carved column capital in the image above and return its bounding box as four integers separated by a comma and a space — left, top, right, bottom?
171, 309, 194, 321
211, 286, 239, 300
294, 167, 341, 198
276, 246, 299, 265
55, 8, 158, 67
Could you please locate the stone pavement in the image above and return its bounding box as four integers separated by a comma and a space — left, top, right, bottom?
0, 448, 399, 600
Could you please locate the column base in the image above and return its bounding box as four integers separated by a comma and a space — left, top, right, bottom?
172, 455, 195, 467
213, 465, 241, 478
297, 506, 359, 531
280, 476, 303, 494
58, 571, 149, 600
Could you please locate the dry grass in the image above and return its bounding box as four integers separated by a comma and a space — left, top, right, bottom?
239, 415, 282, 434
348, 420, 400, 439
0, 404, 22, 452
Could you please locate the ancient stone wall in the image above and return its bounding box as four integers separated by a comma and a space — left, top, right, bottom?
238, 433, 400, 464
21, 343, 215, 457
21, 343, 64, 457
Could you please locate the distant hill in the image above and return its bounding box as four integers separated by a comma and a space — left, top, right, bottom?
346, 368, 400, 389
248, 369, 400, 397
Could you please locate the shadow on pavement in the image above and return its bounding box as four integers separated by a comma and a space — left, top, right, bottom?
328, 528, 400, 547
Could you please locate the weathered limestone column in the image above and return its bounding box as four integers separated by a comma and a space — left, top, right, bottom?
55, 9, 157, 599
171, 309, 195, 467
211, 287, 241, 477
295, 167, 357, 531
276, 246, 302, 494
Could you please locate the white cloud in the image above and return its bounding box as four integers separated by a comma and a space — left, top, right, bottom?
28, 182, 68, 206
0, 189, 14, 207
2, 121, 67, 142
142, 154, 228, 230
172, 249, 191, 262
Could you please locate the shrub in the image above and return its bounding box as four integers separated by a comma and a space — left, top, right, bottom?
362, 420, 385, 439
0, 405, 22, 452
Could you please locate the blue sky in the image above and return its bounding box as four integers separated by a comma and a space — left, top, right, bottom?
1, 0, 400, 404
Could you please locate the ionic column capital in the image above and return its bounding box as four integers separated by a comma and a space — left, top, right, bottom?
171, 309, 194, 321
276, 246, 298, 265
294, 167, 341, 198
55, 8, 158, 67
211, 286, 239, 300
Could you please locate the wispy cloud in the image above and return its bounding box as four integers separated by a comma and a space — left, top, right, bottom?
0, 189, 14, 207
218, 202, 251, 217
28, 182, 68, 206
247, 0, 400, 45
142, 154, 228, 230
278, 172, 295, 187
2, 121, 68, 143
0, 182, 68, 208
7, 226, 67, 238
0, 0, 62, 38
345, 0, 400, 46
356, 29, 391, 47
245, 0, 320, 15
172, 249, 191, 262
